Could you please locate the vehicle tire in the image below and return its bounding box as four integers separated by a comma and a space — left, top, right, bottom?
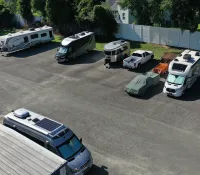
151, 55, 154, 59
124, 54, 128, 59
137, 63, 141, 68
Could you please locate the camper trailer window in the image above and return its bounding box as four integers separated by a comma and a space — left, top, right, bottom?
123, 46, 128, 51
172, 63, 187, 72
31, 34, 39, 39
49, 31, 53, 38
104, 50, 112, 55
24, 37, 28, 43
112, 50, 116, 55
132, 53, 142, 57
41, 33, 47, 37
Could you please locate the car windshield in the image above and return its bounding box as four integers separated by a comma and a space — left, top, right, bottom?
57, 135, 83, 160
167, 74, 185, 85
58, 47, 68, 54
132, 53, 142, 57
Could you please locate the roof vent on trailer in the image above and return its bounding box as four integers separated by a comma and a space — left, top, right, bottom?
195, 51, 200, 56
29, 28, 35, 31
80, 32, 86, 36
183, 54, 191, 60
13, 108, 30, 119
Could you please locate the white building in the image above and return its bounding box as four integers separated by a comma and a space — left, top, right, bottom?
108, 0, 135, 24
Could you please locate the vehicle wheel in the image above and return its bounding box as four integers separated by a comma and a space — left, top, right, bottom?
151, 55, 154, 59
137, 63, 141, 68
124, 54, 128, 59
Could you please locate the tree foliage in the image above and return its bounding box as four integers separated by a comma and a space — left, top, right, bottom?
75, 0, 118, 37
31, 0, 46, 16
0, 3, 15, 28
17, 0, 33, 24
45, 0, 76, 26
171, 0, 200, 32
119, 0, 200, 32
93, 5, 118, 37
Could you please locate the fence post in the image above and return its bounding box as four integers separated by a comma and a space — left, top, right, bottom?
149, 26, 151, 43
188, 31, 190, 49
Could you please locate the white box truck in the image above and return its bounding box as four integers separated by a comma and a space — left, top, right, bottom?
0, 124, 72, 175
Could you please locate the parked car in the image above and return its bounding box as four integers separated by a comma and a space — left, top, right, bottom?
124, 71, 160, 96
123, 50, 154, 69
152, 52, 176, 75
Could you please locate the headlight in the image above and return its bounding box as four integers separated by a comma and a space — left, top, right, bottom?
72, 168, 79, 173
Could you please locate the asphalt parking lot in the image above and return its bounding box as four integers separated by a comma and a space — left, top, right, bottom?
1, 43, 200, 175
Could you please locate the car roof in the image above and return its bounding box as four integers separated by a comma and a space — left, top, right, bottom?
133, 50, 146, 54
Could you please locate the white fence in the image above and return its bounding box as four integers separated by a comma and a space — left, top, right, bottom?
115, 24, 200, 50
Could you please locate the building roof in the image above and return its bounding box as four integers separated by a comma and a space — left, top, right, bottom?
0, 124, 67, 175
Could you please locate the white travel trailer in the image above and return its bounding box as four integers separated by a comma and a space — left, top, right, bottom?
163, 50, 200, 97
0, 124, 72, 175
55, 31, 95, 63
104, 40, 131, 63
0, 26, 54, 56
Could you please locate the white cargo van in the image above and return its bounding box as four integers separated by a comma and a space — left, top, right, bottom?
0, 124, 72, 175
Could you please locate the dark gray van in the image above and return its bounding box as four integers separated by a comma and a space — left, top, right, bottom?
3, 108, 93, 175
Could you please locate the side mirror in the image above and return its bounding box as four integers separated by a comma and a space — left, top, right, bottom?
80, 138, 82, 143
57, 47, 60, 51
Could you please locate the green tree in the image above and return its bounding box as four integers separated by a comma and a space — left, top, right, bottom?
171, 0, 200, 32
0, 3, 15, 28
31, 0, 46, 16
75, 0, 95, 25
17, 0, 33, 24
119, 0, 152, 25
46, 0, 76, 25
75, 0, 118, 37
93, 5, 118, 37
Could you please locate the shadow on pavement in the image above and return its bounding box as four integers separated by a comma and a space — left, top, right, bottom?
129, 59, 160, 73
87, 165, 109, 175
8, 42, 60, 58
61, 50, 104, 65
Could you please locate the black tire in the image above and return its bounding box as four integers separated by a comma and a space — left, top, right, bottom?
124, 54, 128, 59
137, 63, 141, 68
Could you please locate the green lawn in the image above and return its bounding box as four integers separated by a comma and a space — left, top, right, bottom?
96, 41, 182, 59
53, 34, 64, 43
53, 34, 182, 59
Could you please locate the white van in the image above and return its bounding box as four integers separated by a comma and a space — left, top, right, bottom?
55, 31, 95, 63
3, 108, 93, 175
163, 50, 200, 97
